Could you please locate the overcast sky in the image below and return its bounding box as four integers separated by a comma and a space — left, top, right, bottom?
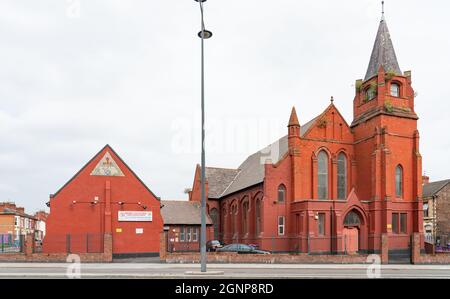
1, 0, 449, 212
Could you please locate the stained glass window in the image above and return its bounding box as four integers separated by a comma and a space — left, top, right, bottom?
318, 151, 328, 199
337, 153, 347, 200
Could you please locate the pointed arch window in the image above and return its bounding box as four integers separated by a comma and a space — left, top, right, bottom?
317, 151, 329, 199
210, 208, 219, 240
231, 204, 237, 237
242, 201, 249, 235
344, 211, 361, 226
278, 184, 286, 203
395, 165, 403, 198
255, 199, 262, 236
337, 153, 347, 200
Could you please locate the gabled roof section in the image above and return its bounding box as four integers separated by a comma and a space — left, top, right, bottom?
300, 103, 351, 138
209, 104, 347, 199
51, 145, 159, 200
364, 17, 402, 81
161, 200, 212, 225
423, 179, 450, 198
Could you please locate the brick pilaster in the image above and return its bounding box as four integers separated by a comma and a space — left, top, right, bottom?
381, 233, 389, 264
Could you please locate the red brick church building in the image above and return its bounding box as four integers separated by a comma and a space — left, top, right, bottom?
43, 145, 163, 256
189, 14, 424, 257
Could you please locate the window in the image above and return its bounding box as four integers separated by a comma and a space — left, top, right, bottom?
395, 165, 403, 198
392, 213, 399, 234
256, 199, 262, 235
344, 211, 361, 226
242, 202, 248, 234
337, 153, 347, 200
238, 244, 253, 252
278, 185, 286, 203
180, 227, 185, 242
365, 87, 376, 101
187, 227, 192, 242
221, 206, 227, 237
192, 227, 198, 242
210, 208, 219, 240
317, 151, 329, 199
318, 213, 325, 235
231, 204, 237, 236
423, 203, 429, 218
278, 216, 285, 236
400, 213, 407, 234
390, 83, 400, 97
224, 244, 239, 251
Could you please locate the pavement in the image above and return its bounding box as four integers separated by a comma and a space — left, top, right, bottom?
0, 263, 450, 279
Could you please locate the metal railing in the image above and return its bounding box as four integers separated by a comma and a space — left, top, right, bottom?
43, 233, 104, 254
171, 232, 371, 255
0, 234, 24, 253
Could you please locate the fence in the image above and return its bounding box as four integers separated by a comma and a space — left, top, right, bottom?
435, 234, 450, 253
0, 234, 24, 254
170, 232, 377, 255
233, 234, 364, 255
43, 233, 104, 254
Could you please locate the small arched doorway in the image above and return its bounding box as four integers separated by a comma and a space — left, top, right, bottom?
343, 210, 362, 254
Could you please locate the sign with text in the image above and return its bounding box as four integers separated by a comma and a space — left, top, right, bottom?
118, 211, 152, 222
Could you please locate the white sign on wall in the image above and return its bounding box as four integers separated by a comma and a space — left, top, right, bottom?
136, 228, 144, 234
118, 211, 152, 222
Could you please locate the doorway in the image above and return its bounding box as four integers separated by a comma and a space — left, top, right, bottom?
343, 227, 359, 254
343, 210, 362, 254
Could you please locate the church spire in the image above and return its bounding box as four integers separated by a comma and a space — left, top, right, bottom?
288, 106, 300, 127
364, 2, 401, 81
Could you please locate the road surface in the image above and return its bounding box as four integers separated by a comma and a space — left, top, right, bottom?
0, 263, 449, 279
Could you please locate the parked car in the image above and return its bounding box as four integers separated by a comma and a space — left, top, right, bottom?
206, 240, 223, 252
216, 243, 270, 254
248, 243, 259, 250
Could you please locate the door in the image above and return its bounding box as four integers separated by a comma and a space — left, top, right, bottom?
343, 227, 359, 254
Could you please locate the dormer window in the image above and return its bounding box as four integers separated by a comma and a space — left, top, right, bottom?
390, 83, 400, 97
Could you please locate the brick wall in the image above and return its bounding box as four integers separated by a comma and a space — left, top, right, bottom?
0, 214, 14, 235
164, 252, 368, 264
436, 184, 450, 243
411, 232, 450, 264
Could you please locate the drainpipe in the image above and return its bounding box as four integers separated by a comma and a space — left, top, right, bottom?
330, 207, 333, 254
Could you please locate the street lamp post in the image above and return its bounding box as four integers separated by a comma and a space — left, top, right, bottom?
194, 0, 212, 273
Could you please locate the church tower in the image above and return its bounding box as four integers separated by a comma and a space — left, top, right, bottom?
351, 6, 423, 251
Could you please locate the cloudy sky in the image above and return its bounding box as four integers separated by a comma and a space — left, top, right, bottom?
1, 0, 449, 212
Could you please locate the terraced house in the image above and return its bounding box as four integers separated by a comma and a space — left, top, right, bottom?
188, 13, 424, 260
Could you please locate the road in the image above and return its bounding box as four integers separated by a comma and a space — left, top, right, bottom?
0, 263, 450, 279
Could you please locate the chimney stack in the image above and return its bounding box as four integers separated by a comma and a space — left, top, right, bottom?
422, 175, 430, 185
0, 202, 17, 212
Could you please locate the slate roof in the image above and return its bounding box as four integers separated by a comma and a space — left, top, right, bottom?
364, 17, 402, 81
213, 115, 319, 198
0, 208, 37, 220
423, 180, 450, 198
161, 200, 212, 225
205, 167, 239, 199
